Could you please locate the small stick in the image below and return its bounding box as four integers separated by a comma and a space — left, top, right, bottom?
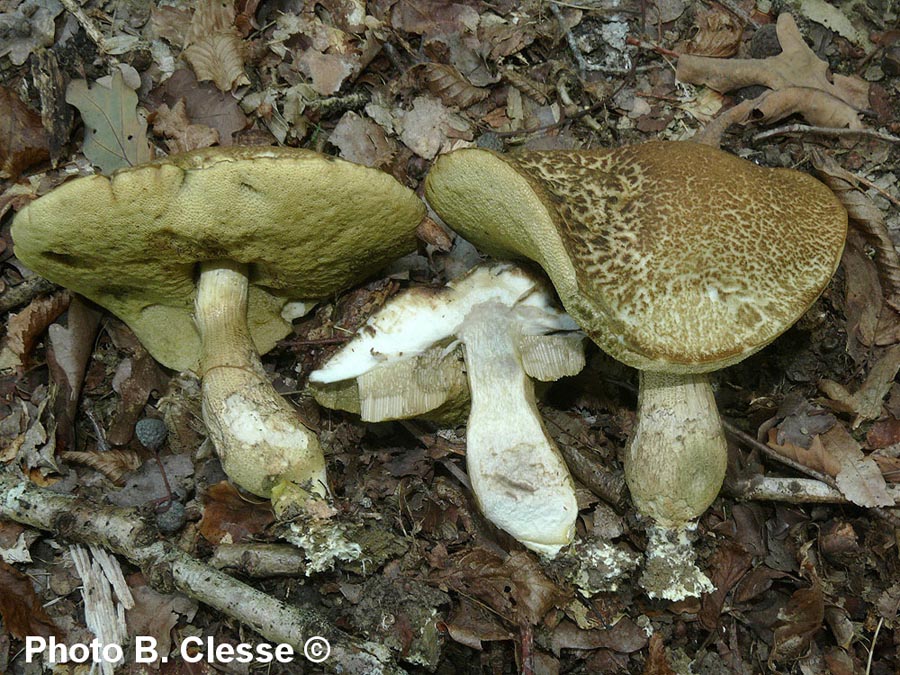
550, 2, 589, 78
0, 276, 58, 314
752, 123, 900, 147
59, 0, 109, 53
0, 472, 404, 674
735, 475, 900, 505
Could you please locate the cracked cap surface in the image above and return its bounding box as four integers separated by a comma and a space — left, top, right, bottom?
12, 146, 425, 371
425, 141, 847, 373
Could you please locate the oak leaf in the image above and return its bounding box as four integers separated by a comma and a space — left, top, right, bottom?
66, 71, 152, 174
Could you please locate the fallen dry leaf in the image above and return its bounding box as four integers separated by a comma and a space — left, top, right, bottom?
0, 0, 62, 66
682, 9, 743, 58
199, 482, 275, 545
103, 322, 170, 446
819, 344, 900, 425
182, 0, 249, 92
46, 296, 102, 453
0, 559, 63, 640
548, 617, 647, 656
0, 86, 50, 180
768, 424, 895, 504
682, 13, 869, 144
431, 548, 565, 626
835, 233, 883, 362
867, 418, 900, 449
678, 14, 868, 110
126, 575, 198, 659
823, 425, 894, 507
769, 580, 824, 665
107, 454, 194, 508
60, 450, 142, 486
812, 149, 900, 318
184, 32, 249, 92
66, 70, 153, 174
699, 543, 753, 630
0, 290, 70, 371
151, 69, 248, 146
643, 634, 677, 675
391, 0, 480, 39
297, 49, 356, 96
397, 96, 473, 159
413, 63, 490, 109
149, 100, 219, 154
329, 111, 396, 167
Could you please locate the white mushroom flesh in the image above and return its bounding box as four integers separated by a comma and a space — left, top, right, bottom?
310, 263, 583, 554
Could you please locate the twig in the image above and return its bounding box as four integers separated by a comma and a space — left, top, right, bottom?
713, 0, 760, 29
867, 616, 884, 675
722, 419, 838, 488
550, 2, 588, 78
0, 276, 57, 314
752, 123, 900, 146
724, 420, 900, 526
735, 475, 900, 505
59, 0, 109, 53
0, 472, 404, 674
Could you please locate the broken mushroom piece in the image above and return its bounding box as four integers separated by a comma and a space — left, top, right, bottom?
12, 146, 424, 512
425, 141, 847, 599
310, 263, 586, 555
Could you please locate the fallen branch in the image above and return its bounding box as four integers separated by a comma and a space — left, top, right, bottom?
735, 475, 900, 505
752, 123, 900, 147
0, 472, 404, 675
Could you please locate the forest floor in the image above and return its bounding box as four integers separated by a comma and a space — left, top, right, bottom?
1, 0, 900, 673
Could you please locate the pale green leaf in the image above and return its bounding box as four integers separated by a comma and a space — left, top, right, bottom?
65, 70, 152, 174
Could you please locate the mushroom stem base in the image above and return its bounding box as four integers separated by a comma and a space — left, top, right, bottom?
625, 371, 726, 599
195, 260, 327, 501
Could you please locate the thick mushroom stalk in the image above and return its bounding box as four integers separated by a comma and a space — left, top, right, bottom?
195, 260, 327, 502
625, 372, 726, 599
461, 303, 577, 555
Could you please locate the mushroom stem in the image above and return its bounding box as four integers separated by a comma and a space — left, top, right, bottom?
625, 371, 726, 599
195, 260, 327, 502
459, 303, 577, 556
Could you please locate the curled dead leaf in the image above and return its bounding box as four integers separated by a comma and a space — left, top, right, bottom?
819, 344, 900, 425
769, 580, 825, 665
678, 14, 868, 110
0, 290, 70, 371
811, 149, 900, 316
184, 32, 249, 92
61, 450, 142, 486
0, 86, 50, 180
413, 63, 490, 109
149, 100, 219, 153
684, 9, 743, 58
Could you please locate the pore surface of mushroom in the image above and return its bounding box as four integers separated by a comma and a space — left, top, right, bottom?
424, 141, 847, 598
13, 146, 424, 505
309, 263, 586, 555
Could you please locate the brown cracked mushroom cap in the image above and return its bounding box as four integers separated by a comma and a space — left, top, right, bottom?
424, 141, 847, 373
12, 146, 425, 371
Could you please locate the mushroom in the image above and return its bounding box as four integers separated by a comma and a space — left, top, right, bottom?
12, 146, 424, 513
309, 263, 586, 555
424, 141, 847, 598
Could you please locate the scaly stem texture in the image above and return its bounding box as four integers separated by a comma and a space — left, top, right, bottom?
195, 260, 326, 499
625, 371, 727, 526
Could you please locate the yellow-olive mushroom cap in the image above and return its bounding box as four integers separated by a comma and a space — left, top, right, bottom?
425, 141, 847, 374
12, 147, 425, 371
